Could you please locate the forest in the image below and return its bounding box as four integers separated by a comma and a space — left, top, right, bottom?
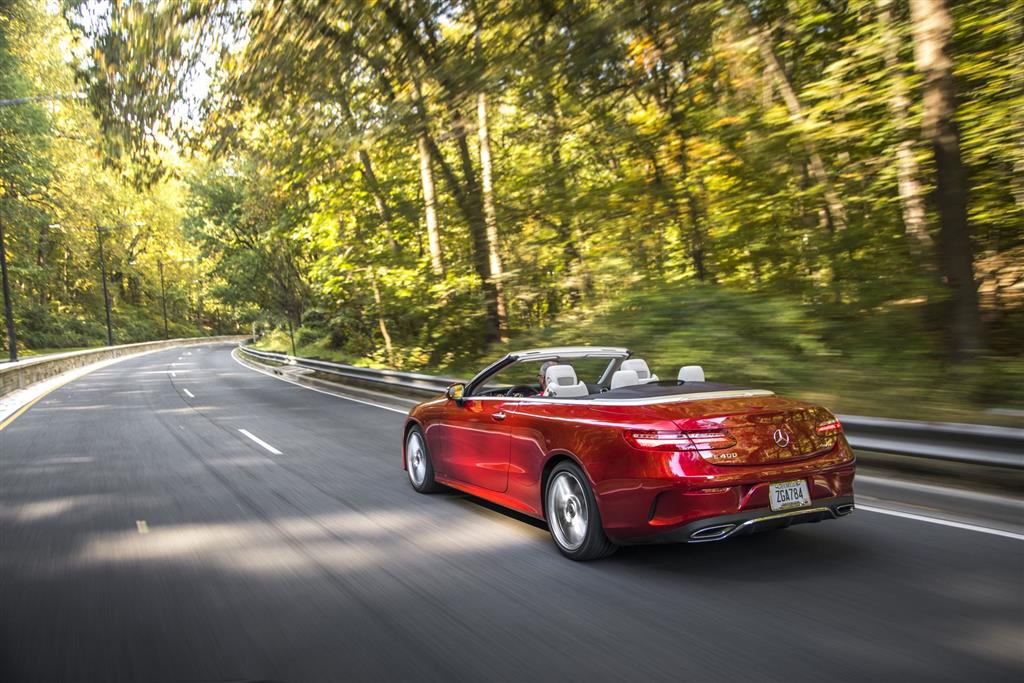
1, 0, 1021, 422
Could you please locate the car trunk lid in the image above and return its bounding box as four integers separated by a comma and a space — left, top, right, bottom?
645, 396, 839, 466
685, 409, 835, 465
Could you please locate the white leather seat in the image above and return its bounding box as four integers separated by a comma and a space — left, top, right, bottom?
621, 359, 659, 383
610, 369, 640, 389
678, 365, 705, 382
544, 364, 589, 397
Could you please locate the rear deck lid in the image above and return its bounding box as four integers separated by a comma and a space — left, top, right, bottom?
673, 405, 840, 466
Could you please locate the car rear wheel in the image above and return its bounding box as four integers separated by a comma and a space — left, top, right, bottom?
406, 427, 442, 493
545, 462, 617, 561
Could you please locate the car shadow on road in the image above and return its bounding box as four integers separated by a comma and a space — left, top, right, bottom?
449, 487, 863, 580
607, 525, 863, 580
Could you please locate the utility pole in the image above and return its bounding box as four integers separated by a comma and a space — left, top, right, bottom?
158, 259, 169, 338
0, 218, 17, 361
96, 226, 113, 346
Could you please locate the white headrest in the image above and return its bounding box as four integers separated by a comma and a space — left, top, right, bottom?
678, 365, 705, 382
621, 359, 652, 381
544, 364, 589, 397
610, 369, 640, 389
545, 364, 578, 387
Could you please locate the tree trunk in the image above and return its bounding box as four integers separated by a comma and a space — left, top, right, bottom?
355, 149, 399, 255
36, 222, 49, 305
910, 0, 984, 360
876, 0, 932, 256
756, 30, 848, 232
648, 151, 685, 274
546, 104, 585, 304
1008, 8, 1024, 214
412, 87, 501, 343
395, 13, 501, 343
451, 128, 503, 343
417, 134, 445, 276
369, 268, 396, 368
476, 91, 507, 332
671, 129, 709, 281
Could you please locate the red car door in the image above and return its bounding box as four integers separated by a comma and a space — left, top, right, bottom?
438, 398, 515, 492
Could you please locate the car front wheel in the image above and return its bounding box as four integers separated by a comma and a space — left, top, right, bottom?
545, 461, 617, 561
406, 426, 442, 493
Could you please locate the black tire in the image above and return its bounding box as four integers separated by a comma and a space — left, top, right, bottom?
545, 461, 617, 561
405, 426, 442, 493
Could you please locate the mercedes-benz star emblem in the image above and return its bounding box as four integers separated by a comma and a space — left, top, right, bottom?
773, 428, 791, 448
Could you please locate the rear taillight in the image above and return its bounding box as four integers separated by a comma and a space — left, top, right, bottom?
624, 429, 737, 452
816, 418, 843, 434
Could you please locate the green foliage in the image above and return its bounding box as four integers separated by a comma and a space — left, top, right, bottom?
0, 0, 246, 353
4, 0, 1020, 420
258, 283, 1024, 423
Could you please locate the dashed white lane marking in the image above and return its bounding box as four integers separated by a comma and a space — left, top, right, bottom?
230, 349, 408, 415
170, 371, 176, 378
183, 388, 195, 399
136, 520, 149, 534
238, 428, 283, 455
858, 504, 1024, 541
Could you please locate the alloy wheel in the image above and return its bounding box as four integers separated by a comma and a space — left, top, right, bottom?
407, 430, 427, 487
548, 471, 589, 551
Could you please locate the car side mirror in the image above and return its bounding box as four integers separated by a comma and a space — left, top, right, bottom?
445, 383, 465, 403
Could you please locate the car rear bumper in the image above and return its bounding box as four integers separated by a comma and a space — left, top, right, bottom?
620, 494, 855, 544
597, 461, 856, 543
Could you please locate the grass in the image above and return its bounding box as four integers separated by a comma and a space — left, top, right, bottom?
254, 284, 1024, 427
13, 346, 92, 359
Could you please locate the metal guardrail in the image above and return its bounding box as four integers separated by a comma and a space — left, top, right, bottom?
238, 345, 459, 396
0, 336, 245, 398
237, 344, 1024, 470
835, 415, 1023, 469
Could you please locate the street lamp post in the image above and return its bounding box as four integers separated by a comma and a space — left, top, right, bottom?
0, 218, 17, 361
96, 226, 113, 346
158, 259, 169, 338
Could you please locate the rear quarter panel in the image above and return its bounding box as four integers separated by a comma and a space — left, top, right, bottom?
506, 401, 682, 518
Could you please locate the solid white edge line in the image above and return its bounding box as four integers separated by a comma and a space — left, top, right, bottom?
182, 388, 195, 399
230, 348, 409, 415
238, 428, 283, 455
856, 474, 1023, 506
857, 504, 1024, 541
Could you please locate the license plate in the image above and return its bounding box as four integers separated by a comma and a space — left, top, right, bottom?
769, 479, 811, 512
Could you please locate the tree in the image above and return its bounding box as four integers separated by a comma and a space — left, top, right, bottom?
61, 0, 1021, 374
910, 0, 984, 359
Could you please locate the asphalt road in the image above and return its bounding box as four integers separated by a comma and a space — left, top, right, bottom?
1, 344, 1021, 682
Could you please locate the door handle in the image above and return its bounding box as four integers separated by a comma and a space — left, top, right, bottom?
492, 411, 506, 421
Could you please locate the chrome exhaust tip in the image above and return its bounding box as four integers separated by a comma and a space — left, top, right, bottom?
689, 523, 737, 541
835, 503, 855, 516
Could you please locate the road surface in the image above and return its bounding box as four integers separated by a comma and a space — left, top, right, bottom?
1, 344, 1021, 682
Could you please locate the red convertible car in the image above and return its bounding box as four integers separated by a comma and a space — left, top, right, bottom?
403, 347, 855, 560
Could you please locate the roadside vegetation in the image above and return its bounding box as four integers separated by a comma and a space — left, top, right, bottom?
1, 0, 1021, 423
253, 283, 1024, 424
0, 1, 242, 352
